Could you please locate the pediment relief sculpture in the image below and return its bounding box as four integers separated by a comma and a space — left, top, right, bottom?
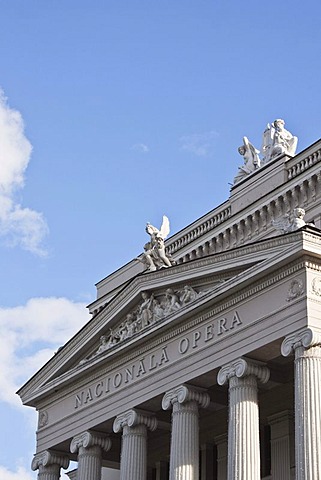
234, 119, 298, 184
80, 284, 214, 364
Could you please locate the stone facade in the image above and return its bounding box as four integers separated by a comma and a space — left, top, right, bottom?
18, 137, 321, 480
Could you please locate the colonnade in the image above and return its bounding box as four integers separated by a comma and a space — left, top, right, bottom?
32, 327, 321, 480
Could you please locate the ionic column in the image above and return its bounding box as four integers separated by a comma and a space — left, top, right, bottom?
113, 409, 157, 480
162, 384, 210, 480
31, 450, 69, 480
281, 327, 321, 480
217, 358, 270, 480
70, 431, 111, 480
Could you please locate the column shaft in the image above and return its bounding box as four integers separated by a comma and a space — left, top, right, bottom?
120, 424, 147, 480
77, 445, 102, 480
228, 375, 260, 480
295, 345, 321, 479
170, 401, 199, 480
37, 464, 60, 480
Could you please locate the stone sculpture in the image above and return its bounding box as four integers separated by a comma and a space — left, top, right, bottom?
261, 119, 297, 164
81, 284, 207, 363
233, 119, 298, 184
234, 136, 260, 184
138, 215, 175, 272
272, 208, 308, 234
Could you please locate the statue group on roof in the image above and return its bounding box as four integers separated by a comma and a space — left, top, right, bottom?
234, 119, 298, 184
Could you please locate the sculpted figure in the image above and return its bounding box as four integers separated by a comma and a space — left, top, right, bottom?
180, 285, 198, 305
262, 119, 297, 163
137, 292, 154, 327
164, 288, 181, 314
138, 215, 175, 271
234, 136, 260, 184
151, 298, 165, 321
272, 208, 308, 233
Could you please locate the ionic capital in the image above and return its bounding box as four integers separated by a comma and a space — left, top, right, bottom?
31, 450, 70, 471
281, 327, 321, 357
162, 384, 210, 411
70, 431, 111, 454
217, 357, 270, 386
113, 409, 157, 433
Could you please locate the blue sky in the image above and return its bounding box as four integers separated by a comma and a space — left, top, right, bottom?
0, 1, 321, 478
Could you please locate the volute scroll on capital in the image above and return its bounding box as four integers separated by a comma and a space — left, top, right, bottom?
70, 431, 112, 454
217, 357, 270, 386
113, 409, 157, 433
31, 450, 70, 471
162, 384, 210, 411
281, 327, 321, 357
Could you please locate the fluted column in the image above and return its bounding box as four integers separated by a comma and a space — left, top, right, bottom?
31, 450, 69, 480
162, 384, 210, 480
113, 409, 157, 480
217, 358, 270, 480
70, 431, 111, 480
281, 327, 321, 480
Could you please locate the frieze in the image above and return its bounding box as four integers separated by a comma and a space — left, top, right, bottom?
38, 410, 49, 429
80, 285, 212, 363
74, 310, 243, 411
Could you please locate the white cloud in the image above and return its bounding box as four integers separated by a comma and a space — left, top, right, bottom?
0, 465, 35, 480
131, 143, 149, 153
0, 90, 48, 256
0, 297, 89, 408
179, 130, 219, 157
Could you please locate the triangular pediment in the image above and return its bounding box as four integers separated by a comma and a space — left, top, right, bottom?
18, 228, 321, 406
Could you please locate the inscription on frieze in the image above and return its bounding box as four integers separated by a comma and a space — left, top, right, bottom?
74, 310, 242, 410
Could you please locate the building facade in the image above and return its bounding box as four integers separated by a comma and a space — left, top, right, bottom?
18, 128, 321, 480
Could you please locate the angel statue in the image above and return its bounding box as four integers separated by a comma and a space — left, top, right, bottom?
137, 215, 175, 272
261, 119, 297, 164
234, 136, 261, 184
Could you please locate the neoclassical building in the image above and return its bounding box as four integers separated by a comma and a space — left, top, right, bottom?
18, 122, 321, 480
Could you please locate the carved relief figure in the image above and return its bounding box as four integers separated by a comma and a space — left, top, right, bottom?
164, 288, 181, 314
80, 283, 212, 364
137, 292, 154, 327
234, 136, 260, 184
138, 216, 175, 272
262, 119, 297, 163
180, 285, 198, 305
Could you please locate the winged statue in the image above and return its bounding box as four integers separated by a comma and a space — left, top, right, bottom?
137, 215, 175, 272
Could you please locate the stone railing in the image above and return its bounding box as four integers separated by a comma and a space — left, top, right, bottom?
175, 170, 321, 264
287, 147, 321, 180
166, 204, 231, 256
